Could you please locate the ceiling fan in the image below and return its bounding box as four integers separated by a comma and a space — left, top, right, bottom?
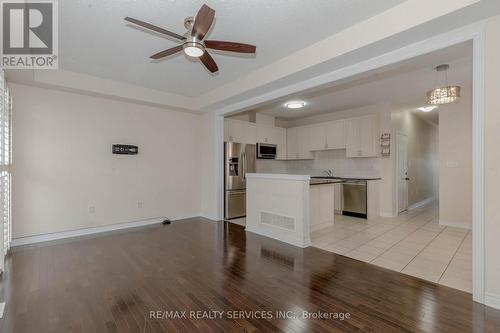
124, 4, 256, 73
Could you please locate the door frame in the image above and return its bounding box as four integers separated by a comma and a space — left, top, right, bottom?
213, 22, 485, 304
396, 132, 409, 214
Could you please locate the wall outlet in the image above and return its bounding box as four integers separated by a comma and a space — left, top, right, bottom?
88, 206, 95, 214
446, 161, 459, 168
137, 201, 143, 209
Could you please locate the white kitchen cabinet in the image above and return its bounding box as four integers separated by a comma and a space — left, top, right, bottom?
346, 115, 379, 158
224, 119, 256, 144
309, 120, 345, 151
326, 120, 346, 149
287, 127, 299, 159
309, 123, 326, 151
310, 184, 335, 232
256, 125, 287, 159
287, 126, 313, 160
256, 125, 274, 144
275, 127, 287, 160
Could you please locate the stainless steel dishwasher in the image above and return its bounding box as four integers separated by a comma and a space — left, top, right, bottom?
342, 180, 367, 219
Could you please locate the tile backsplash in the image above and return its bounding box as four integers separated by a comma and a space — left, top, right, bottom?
256, 150, 381, 178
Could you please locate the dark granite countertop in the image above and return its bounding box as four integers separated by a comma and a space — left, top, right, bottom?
309, 179, 344, 186
309, 176, 382, 186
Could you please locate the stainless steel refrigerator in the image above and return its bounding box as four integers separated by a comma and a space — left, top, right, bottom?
224, 142, 256, 220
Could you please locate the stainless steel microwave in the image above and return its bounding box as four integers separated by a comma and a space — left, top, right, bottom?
256, 143, 277, 159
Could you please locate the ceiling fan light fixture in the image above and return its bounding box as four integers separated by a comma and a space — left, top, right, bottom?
183, 42, 204, 58
125, 4, 256, 74
285, 101, 306, 109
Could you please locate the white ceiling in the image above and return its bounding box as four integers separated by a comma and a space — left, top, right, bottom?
59, 0, 405, 97
252, 41, 472, 122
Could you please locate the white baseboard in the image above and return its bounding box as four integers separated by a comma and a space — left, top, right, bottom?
11, 213, 201, 247
407, 197, 436, 211
380, 212, 397, 218
485, 293, 500, 310
200, 214, 218, 221
245, 225, 311, 248
439, 219, 472, 230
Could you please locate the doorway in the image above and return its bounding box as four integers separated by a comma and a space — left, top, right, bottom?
397, 133, 409, 214
214, 29, 485, 303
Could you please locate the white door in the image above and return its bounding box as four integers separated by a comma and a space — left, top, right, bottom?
397, 133, 409, 213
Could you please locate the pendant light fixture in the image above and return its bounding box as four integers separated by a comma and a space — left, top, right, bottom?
426, 64, 461, 105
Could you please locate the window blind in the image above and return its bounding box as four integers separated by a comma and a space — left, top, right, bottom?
0, 70, 11, 262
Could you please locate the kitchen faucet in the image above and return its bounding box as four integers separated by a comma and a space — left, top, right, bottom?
323, 170, 334, 177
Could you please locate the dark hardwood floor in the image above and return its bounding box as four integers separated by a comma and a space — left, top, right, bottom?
1, 218, 499, 332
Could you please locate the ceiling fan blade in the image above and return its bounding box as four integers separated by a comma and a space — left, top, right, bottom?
191, 4, 215, 40
150, 45, 184, 59
124, 17, 186, 41
199, 51, 218, 73
204, 40, 256, 53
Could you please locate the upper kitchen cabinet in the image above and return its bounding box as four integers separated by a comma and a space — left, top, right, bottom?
345, 114, 379, 158
256, 125, 274, 144
274, 127, 287, 160
287, 126, 313, 160
256, 125, 287, 159
224, 119, 256, 144
309, 120, 345, 151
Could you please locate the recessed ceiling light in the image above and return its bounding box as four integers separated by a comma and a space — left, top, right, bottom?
285, 101, 306, 109
418, 106, 439, 113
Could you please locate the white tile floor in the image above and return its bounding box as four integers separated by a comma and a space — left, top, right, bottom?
311, 203, 472, 293
227, 217, 246, 227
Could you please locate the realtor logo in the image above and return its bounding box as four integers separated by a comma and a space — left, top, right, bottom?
1, 0, 58, 69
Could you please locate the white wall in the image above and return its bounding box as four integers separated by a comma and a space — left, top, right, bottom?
200, 111, 219, 220
11, 84, 203, 239
484, 15, 500, 304
439, 84, 472, 229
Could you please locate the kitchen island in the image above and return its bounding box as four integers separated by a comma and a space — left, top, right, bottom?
246, 173, 381, 248
245, 173, 341, 248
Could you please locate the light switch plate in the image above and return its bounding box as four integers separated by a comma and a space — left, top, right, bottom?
0, 302, 5, 318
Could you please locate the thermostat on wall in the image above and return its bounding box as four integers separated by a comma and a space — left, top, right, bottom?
112, 144, 138, 155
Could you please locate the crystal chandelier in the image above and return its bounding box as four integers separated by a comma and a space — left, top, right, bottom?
426, 64, 461, 105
